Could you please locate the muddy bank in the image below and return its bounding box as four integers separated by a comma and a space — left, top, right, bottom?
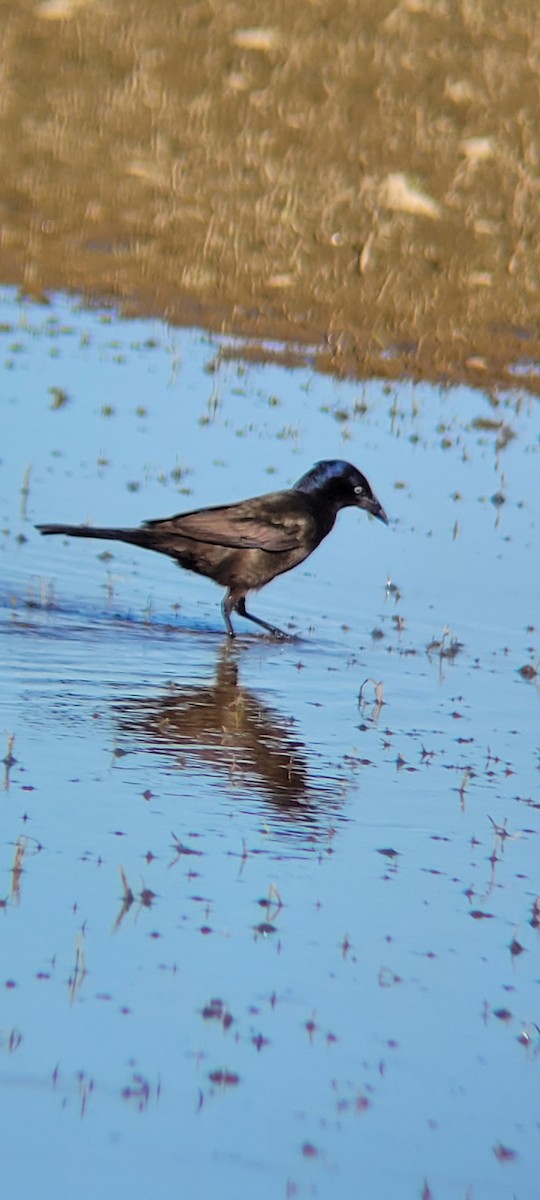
0, 0, 538, 392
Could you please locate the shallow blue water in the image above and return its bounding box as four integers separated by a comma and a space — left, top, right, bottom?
1, 288, 539, 1199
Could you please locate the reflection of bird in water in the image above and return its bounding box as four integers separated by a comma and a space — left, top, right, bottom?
37, 459, 387, 637
114, 648, 347, 831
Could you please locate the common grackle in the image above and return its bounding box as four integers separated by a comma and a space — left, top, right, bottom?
36, 459, 388, 637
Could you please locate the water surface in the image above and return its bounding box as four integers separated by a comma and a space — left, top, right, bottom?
1, 289, 539, 1199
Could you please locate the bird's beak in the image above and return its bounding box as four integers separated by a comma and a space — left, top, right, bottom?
362, 495, 388, 524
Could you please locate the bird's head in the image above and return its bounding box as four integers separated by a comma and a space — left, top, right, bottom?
294, 460, 388, 524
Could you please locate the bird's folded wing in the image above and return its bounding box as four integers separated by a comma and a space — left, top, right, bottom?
143, 507, 301, 552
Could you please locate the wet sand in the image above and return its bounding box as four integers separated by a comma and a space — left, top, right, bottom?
0, 0, 538, 392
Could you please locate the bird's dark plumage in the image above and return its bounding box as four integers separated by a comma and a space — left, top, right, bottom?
36, 459, 388, 637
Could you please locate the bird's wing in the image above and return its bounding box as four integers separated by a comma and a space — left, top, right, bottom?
144, 502, 305, 552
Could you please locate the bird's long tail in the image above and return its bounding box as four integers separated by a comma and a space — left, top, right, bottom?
36, 524, 152, 549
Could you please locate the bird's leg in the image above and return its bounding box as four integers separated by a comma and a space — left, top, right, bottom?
234, 596, 288, 639
221, 592, 236, 638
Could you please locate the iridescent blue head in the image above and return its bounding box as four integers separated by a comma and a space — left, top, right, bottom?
294, 460, 388, 523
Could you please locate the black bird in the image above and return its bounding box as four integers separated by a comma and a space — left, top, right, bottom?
36, 459, 388, 637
